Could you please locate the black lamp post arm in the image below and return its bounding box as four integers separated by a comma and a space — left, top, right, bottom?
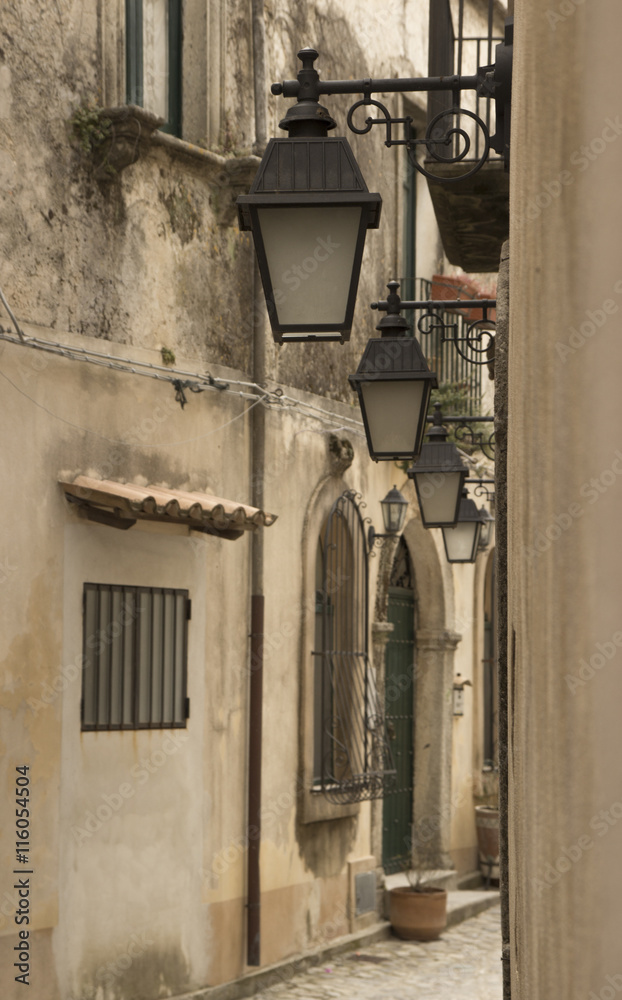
272, 70, 486, 101
372, 295, 496, 368
271, 43, 512, 181
372, 298, 497, 311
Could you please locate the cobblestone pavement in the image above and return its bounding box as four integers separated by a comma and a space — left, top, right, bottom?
255, 905, 502, 1000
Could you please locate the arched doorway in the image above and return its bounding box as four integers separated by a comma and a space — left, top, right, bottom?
382, 537, 416, 872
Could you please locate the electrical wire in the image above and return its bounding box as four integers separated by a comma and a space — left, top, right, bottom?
0, 367, 267, 446
0, 289, 366, 443
0, 289, 25, 341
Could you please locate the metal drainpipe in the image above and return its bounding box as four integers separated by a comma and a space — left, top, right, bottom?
247, 0, 267, 968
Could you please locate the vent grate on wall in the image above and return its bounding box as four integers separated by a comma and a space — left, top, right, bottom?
355, 871, 377, 916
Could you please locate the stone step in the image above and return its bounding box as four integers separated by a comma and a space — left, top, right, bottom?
446, 888, 501, 927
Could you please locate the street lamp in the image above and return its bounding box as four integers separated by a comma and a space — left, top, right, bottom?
348, 282, 437, 462
368, 486, 409, 548
441, 489, 484, 563
239, 41, 513, 340
237, 49, 382, 344
408, 403, 469, 527
477, 505, 494, 549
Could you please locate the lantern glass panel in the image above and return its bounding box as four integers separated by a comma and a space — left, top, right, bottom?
383, 502, 405, 534
479, 518, 492, 547
256, 206, 362, 328
415, 470, 464, 526
442, 521, 482, 563
359, 379, 427, 457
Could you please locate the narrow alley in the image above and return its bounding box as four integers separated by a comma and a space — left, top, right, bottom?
250, 906, 502, 1000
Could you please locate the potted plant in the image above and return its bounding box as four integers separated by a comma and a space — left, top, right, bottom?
388, 869, 448, 941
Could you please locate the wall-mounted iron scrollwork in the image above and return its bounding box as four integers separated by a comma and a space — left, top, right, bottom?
415, 305, 496, 367
271, 32, 513, 180
444, 418, 495, 461
371, 281, 496, 374
421, 401, 495, 462
346, 98, 492, 182
466, 478, 495, 502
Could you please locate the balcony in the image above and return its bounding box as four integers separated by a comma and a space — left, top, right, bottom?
426, 0, 509, 272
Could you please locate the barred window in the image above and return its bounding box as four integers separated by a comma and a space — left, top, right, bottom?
81, 584, 190, 731
312, 491, 394, 803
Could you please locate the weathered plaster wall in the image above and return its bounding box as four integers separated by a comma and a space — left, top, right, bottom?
0, 331, 256, 999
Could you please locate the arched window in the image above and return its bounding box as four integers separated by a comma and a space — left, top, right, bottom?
313, 491, 394, 803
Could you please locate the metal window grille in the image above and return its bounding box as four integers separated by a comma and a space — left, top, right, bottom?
312, 492, 395, 804
125, 0, 182, 137
81, 583, 190, 731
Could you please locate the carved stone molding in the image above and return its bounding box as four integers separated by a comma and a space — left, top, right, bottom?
415, 628, 462, 652
93, 105, 164, 180
327, 434, 354, 476
371, 620, 395, 646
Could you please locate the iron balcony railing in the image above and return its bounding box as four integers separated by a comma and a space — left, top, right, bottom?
428, 0, 504, 165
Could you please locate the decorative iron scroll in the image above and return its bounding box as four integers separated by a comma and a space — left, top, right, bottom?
316, 491, 395, 804
271, 39, 513, 182
416, 309, 496, 367
467, 478, 495, 502
451, 419, 495, 462
346, 99, 491, 182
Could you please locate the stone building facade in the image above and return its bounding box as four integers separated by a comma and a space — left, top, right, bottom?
0, 2, 500, 997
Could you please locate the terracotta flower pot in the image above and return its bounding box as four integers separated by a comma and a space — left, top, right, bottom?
388, 886, 448, 941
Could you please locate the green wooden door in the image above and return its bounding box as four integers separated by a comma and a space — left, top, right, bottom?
382, 585, 415, 872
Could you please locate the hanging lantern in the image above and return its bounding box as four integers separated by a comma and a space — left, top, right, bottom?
237, 50, 382, 343
349, 282, 437, 461
408, 404, 468, 527
441, 490, 485, 563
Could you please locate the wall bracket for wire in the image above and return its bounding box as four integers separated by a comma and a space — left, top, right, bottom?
172, 375, 230, 409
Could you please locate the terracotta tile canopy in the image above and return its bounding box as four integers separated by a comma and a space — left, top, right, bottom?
60, 476, 277, 541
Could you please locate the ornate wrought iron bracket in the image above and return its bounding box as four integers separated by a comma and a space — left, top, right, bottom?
367, 526, 398, 550
347, 98, 492, 182
430, 415, 495, 461
466, 478, 495, 502
372, 281, 496, 369
271, 35, 512, 182
424, 400, 495, 461
414, 301, 495, 368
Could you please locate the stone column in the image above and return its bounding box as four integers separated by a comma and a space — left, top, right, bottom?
370, 620, 395, 872
412, 628, 461, 871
